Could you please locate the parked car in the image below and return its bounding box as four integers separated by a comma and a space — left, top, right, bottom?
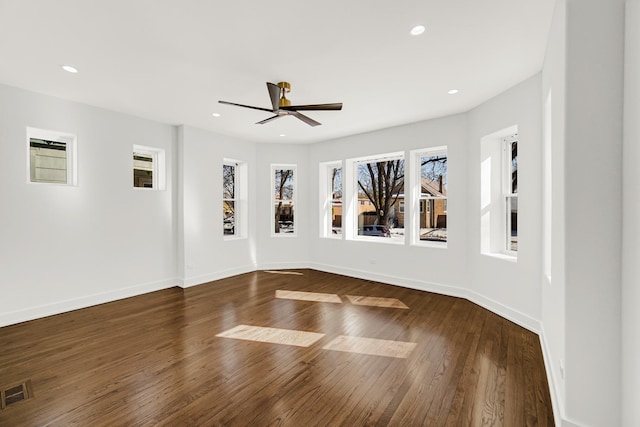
360, 225, 390, 237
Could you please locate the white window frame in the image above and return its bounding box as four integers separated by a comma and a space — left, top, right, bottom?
411, 146, 448, 247
480, 125, 518, 261
27, 127, 77, 186
223, 158, 247, 240
347, 151, 405, 244
272, 164, 297, 237
133, 144, 166, 190
319, 161, 343, 239
503, 135, 518, 255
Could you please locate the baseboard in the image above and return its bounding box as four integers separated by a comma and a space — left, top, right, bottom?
539, 327, 587, 427
465, 289, 541, 333
310, 262, 540, 334
180, 264, 258, 288
256, 261, 312, 271
0, 278, 178, 328
540, 326, 563, 427
309, 262, 468, 299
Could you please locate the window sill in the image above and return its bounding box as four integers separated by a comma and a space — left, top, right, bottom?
348, 236, 405, 245
412, 241, 447, 249
271, 233, 297, 238
223, 235, 246, 241
481, 252, 518, 263
321, 235, 343, 240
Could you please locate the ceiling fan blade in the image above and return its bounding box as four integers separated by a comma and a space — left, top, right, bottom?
291, 111, 321, 127
267, 82, 280, 112
281, 103, 343, 111
256, 115, 283, 125
218, 100, 274, 113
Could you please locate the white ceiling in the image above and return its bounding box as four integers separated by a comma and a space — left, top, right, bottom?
0, 0, 556, 144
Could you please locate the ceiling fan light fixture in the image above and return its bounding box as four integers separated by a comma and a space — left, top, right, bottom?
61, 64, 78, 73
410, 25, 425, 36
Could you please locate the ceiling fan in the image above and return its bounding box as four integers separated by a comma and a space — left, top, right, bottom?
218, 82, 342, 127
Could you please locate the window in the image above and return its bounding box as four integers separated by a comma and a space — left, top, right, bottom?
354, 154, 404, 241
223, 162, 237, 236
273, 165, 296, 235
417, 148, 447, 244
133, 153, 153, 188
480, 126, 518, 258
27, 127, 76, 185
505, 136, 518, 252
132, 145, 165, 190
320, 162, 342, 237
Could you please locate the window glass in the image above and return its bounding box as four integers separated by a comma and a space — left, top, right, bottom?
274, 168, 295, 234
506, 138, 518, 251
330, 166, 342, 236
223, 163, 236, 236
356, 158, 404, 240
419, 153, 447, 243
30, 138, 68, 184
133, 153, 153, 188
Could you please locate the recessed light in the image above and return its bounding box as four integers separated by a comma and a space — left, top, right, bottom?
212, 113, 221, 117
279, 134, 286, 137
410, 25, 425, 36
61, 65, 78, 73
448, 89, 459, 95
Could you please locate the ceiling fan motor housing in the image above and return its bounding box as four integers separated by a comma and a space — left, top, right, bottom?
277, 81, 292, 107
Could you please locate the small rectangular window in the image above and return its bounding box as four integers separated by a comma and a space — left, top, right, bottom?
418, 149, 447, 243
132, 145, 165, 190
133, 153, 153, 188
223, 163, 237, 236
27, 127, 76, 185
273, 166, 296, 235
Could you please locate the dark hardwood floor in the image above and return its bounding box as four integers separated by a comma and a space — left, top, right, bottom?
0, 270, 554, 426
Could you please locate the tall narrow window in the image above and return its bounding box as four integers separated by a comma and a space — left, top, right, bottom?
28, 127, 76, 185
223, 162, 237, 236
480, 125, 517, 258
418, 148, 447, 243
329, 164, 343, 236
273, 166, 296, 235
505, 136, 518, 252
355, 155, 404, 240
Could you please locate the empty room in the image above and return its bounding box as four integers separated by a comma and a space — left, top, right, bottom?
0, 1, 638, 426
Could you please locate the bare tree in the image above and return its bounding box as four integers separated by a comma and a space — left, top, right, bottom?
357, 159, 404, 227
223, 164, 235, 218
274, 169, 293, 233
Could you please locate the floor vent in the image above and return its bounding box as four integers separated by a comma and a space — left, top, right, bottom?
1, 380, 33, 409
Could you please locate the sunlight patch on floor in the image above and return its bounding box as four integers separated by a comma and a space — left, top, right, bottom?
263, 270, 304, 276
216, 325, 325, 347
322, 335, 417, 358
345, 295, 409, 309
276, 290, 342, 304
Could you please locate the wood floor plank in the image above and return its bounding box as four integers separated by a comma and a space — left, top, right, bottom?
0, 269, 554, 426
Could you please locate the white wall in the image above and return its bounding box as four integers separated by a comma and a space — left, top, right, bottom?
541, 0, 568, 423
466, 75, 543, 332
177, 125, 257, 287
0, 84, 177, 326
563, 0, 624, 425
623, 1, 640, 425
